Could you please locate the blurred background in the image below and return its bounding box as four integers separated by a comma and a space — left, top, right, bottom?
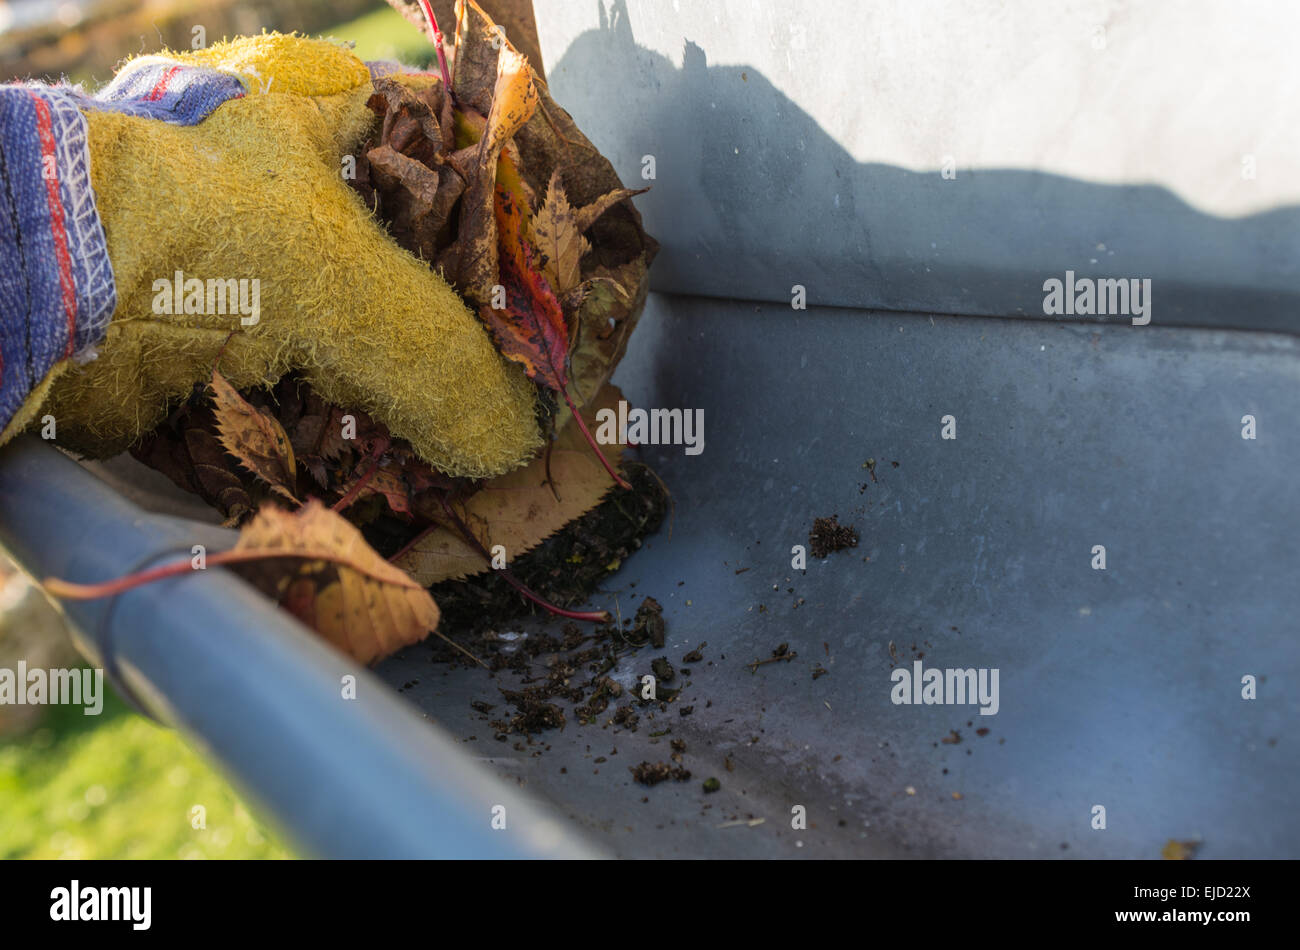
0, 0, 429, 860
0, 0, 433, 85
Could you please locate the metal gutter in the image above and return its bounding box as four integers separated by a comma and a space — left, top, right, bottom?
0, 435, 599, 859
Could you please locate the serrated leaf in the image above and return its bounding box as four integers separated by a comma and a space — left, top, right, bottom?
530, 168, 588, 297
209, 369, 298, 503
228, 500, 438, 664
396, 383, 626, 585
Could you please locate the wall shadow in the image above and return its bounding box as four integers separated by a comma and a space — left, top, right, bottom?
548, 0, 1300, 335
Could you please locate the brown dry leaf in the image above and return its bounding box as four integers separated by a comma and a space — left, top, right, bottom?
389, 1, 546, 85
449, 0, 510, 114
374, 0, 656, 412
481, 45, 537, 154
455, 19, 540, 304
346, 462, 414, 518
210, 369, 298, 503
396, 383, 626, 585
294, 401, 386, 463
369, 76, 447, 162
573, 185, 651, 235
530, 168, 588, 297
567, 259, 647, 406
130, 408, 256, 526
359, 77, 465, 261
185, 428, 256, 527
365, 144, 445, 263
366, 0, 655, 431
228, 500, 438, 664
508, 68, 657, 425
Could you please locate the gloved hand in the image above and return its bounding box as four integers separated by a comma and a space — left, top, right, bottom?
0, 33, 540, 479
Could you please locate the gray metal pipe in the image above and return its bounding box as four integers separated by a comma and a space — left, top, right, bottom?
0, 435, 599, 859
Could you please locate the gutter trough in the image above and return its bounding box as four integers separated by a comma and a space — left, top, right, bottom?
0, 436, 597, 859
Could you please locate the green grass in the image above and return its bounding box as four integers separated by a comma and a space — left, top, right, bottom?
322, 5, 437, 69
0, 684, 289, 859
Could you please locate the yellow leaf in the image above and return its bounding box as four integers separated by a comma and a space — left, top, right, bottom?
483, 43, 538, 154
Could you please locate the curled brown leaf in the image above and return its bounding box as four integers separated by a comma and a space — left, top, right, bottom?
229, 501, 439, 664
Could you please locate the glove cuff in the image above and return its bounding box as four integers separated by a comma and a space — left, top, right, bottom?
0, 88, 114, 432
1, 60, 250, 438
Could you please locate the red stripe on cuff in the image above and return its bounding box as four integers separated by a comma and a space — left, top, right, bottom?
144, 65, 181, 102
29, 93, 78, 359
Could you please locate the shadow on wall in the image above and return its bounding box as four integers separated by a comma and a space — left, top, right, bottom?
548, 1, 1300, 334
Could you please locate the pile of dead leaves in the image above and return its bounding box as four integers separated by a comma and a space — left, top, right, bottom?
49, 0, 658, 667
355, 0, 656, 435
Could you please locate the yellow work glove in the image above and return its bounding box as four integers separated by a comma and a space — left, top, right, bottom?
0, 33, 540, 479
